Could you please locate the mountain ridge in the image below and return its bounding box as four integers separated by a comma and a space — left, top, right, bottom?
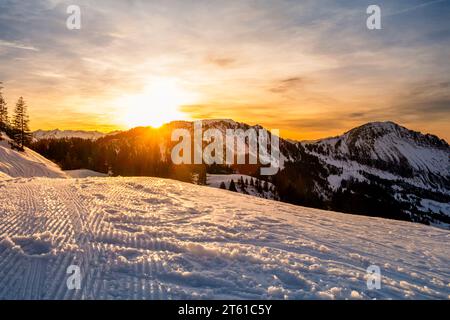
28, 119, 450, 228
32, 129, 121, 141
33, 120, 449, 145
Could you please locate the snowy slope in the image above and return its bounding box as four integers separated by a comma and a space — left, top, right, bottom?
0, 176, 448, 300
0, 134, 67, 179
0, 171, 10, 179
65, 169, 108, 178
207, 174, 277, 200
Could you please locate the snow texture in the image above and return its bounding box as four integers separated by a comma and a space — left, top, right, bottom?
65, 169, 108, 178
0, 135, 67, 179
0, 177, 448, 300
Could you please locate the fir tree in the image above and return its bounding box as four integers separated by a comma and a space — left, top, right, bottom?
256, 179, 263, 193
238, 176, 247, 192
11, 96, 31, 150
228, 179, 237, 192
219, 181, 226, 189
198, 167, 207, 185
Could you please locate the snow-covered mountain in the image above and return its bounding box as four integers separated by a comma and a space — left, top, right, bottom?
306, 121, 449, 191
32, 129, 117, 141
295, 122, 450, 228
164, 119, 294, 166
163, 120, 449, 227
28, 120, 450, 228
0, 176, 448, 299
0, 133, 67, 179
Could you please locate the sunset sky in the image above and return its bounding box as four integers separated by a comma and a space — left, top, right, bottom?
0, 0, 449, 140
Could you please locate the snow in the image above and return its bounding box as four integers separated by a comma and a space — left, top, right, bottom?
65, 169, 108, 178
206, 174, 276, 199
201, 119, 238, 127
0, 176, 448, 300
0, 136, 67, 179
308, 121, 450, 194
32, 129, 108, 141
420, 199, 450, 217
372, 132, 448, 175
0, 171, 10, 179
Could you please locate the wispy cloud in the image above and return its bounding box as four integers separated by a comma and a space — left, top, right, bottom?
0, 40, 39, 51
387, 0, 449, 16
270, 77, 306, 94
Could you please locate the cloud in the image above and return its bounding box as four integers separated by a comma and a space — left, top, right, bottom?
205, 55, 236, 68
387, 0, 449, 17
0, 0, 448, 141
0, 40, 39, 51
270, 77, 306, 93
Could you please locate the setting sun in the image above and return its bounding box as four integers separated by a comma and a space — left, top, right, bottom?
115, 77, 197, 128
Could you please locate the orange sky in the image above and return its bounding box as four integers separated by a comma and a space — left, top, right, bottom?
1, 0, 449, 141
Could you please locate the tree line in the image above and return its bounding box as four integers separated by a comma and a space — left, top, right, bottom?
0, 82, 32, 150
220, 176, 277, 198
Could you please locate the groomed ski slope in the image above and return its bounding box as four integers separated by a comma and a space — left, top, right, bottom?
0, 177, 448, 300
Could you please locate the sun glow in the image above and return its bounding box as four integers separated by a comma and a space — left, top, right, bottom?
116, 77, 197, 128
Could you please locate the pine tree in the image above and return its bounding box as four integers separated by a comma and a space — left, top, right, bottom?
198, 167, 207, 185
219, 181, 226, 189
228, 179, 237, 192
0, 82, 8, 134
250, 178, 254, 186
11, 96, 31, 150
256, 179, 262, 193
238, 176, 247, 192
263, 180, 269, 192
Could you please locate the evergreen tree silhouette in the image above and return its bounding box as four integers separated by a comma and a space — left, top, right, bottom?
11, 97, 31, 150
228, 179, 237, 192
263, 180, 269, 192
